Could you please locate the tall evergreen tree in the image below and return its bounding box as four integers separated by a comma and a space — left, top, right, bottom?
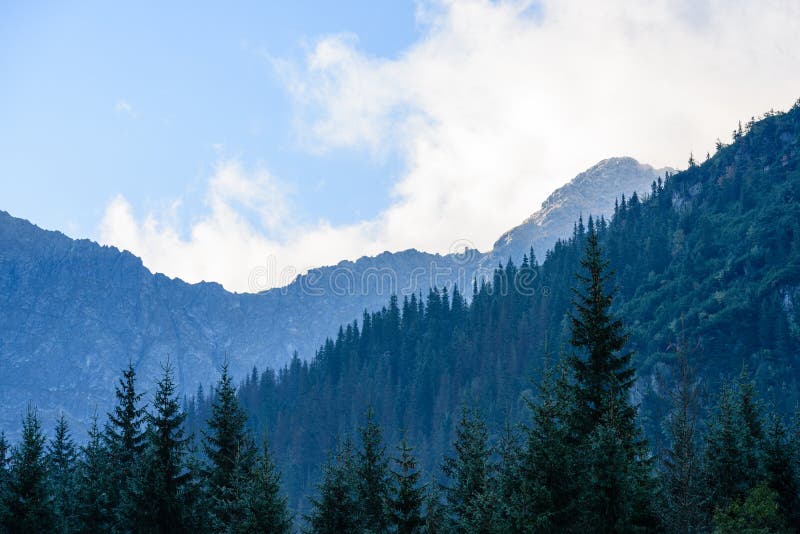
568, 229, 636, 438
661, 329, 705, 532
763, 413, 799, 529
357, 408, 391, 533
389, 437, 424, 534
421, 478, 447, 534
4, 406, 54, 533
566, 230, 655, 530
132, 361, 190, 533
521, 355, 577, 532
236, 438, 293, 534
306, 437, 360, 534
105, 362, 147, 530
75, 416, 112, 533
203, 363, 256, 528
441, 407, 492, 531
703, 380, 750, 511
47, 413, 78, 533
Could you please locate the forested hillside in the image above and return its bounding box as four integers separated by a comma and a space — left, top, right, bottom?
186, 102, 800, 510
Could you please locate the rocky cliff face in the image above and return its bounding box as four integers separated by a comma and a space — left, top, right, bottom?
0, 156, 663, 438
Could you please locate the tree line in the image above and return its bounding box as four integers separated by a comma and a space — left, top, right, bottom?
2, 231, 800, 532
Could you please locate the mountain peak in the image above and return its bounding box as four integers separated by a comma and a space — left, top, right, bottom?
487, 157, 673, 263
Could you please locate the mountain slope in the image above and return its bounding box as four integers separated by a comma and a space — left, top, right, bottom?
0, 156, 663, 438
199, 103, 800, 510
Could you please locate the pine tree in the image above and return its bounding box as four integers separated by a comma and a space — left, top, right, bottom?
105, 362, 147, 529
306, 437, 360, 534
703, 381, 748, 510
521, 355, 577, 531
661, 328, 705, 532
75, 416, 112, 533
763, 413, 799, 529
441, 407, 492, 531
203, 363, 256, 528
5, 406, 54, 533
421, 478, 446, 534
567, 230, 656, 530
494, 420, 524, 532
357, 408, 390, 532
132, 361, 190, 533
47, 413, 78, 533
568, 229, 636, 438
236, 437, 293, 533
389, 437, 424, 534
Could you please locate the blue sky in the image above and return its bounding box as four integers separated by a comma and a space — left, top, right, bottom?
1, 1, 415, 235
3, 1, 800, 292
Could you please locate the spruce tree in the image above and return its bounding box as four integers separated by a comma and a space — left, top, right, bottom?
357, 408, 390, 532
566, 230, 655, 530
5, 406, 54, 533
75, 416, 112, 533
521, 355, 577, 531
105, 361, 147, 525
306, 437, 360, 534
494, 420, 524, 532
703, 380, 750, 511
661, 330, 705, 532
421, 478, 447, 534
568, 229, 636, 438
763, 413, 799, 529
203, 363, 255, 528
389, 437, 424, 534
441, 407, 492, 531
133, 361, 190, 533
47, 413, 78, 533
236, 438, 293, 533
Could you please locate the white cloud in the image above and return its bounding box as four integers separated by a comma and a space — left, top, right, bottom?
114, 99, 137, 117
100, 0, 800, 292
100, 161, 380, 292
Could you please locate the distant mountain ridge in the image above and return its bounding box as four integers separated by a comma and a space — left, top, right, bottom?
0, 156, 665, 437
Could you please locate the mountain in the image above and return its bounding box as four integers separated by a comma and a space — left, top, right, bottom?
190, 104, 800, 510
485, 157, 672, 266
0, 157, 663, 438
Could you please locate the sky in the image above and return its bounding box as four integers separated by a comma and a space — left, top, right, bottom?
2, 0, 800, 292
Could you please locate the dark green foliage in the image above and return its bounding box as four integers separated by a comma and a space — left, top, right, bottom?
763, 414, 800, 529
660, 334, 705, 532
712, 483, 791, 533
421, 479, 447, 534
357, 408, 391, 532
567, 230, 636, 440
702, 373, 768, 514
47, 414, 78, 533
441, 408, 492, 531
104, 362, 146, 528
203, 363, 256, 528
520, 356, 577, 532
389, 437, 424, 534
306, 438, 360, 534
235, 438, 293, 534
4, 407, 54, 533
130, 361, 191, 533
75, 416, 112, 533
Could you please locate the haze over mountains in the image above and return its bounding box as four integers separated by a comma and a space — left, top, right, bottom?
0, 157, 667, 437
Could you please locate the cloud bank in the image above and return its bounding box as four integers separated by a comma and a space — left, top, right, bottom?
100, 0, 800, 292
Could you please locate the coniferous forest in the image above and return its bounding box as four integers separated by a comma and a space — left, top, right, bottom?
2, 103, 800, 532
